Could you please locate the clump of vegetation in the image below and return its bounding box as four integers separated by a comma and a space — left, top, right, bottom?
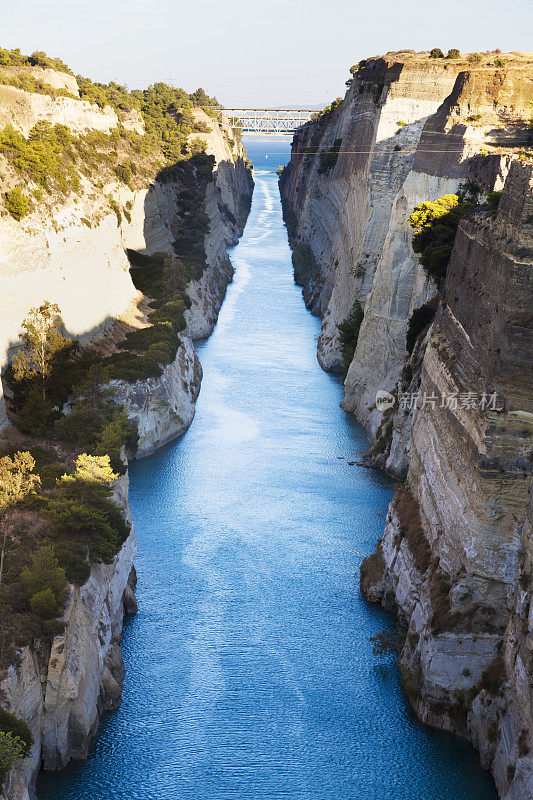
0, 708, 33, 790
5, 186, 31, 219
360, 543, 385, 592
408, 192, 474, 287
0, 72, 75, 99
429, 48, 444, 59
406, 301, 436, 354
372, 416, 393, 455
494, 58, 507, 68
446, 49, 460, 59
394, 487, 432, 573
11, 301, 70, 402
466, 113, 482, 122
337, 300, 364, 373
318, 138, 342, 175
481, 655, 505, 695
0, 46, 72, 73
467, 53, 483, 65
0, 122, 81, 197
309, 98, 343, 127
370, 627, 405, 658
485, 190, 502, 213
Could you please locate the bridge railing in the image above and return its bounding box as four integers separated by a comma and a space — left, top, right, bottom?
218, 109, 315, 134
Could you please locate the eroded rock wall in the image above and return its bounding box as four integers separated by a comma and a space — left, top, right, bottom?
280, 55, 530, 475
362, 161, 533, 799
0, 472, 137, 800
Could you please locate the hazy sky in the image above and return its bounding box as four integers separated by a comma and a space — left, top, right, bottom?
3, 0, 532, 107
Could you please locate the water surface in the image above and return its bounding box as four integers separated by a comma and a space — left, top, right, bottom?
38, 136, 496, 800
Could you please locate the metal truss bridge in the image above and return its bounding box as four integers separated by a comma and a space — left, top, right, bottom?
218, 109, 315, 134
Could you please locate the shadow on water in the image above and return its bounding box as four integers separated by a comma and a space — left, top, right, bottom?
37, 135, 497, 800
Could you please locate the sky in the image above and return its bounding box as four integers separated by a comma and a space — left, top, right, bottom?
2, 0, 532, 107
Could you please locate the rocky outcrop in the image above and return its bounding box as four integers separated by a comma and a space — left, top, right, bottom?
280, 53, 531, 475
361, 161, 533, 799
0, 71, 252, 797
0, 472, 137, 800
281, 52, 532, 798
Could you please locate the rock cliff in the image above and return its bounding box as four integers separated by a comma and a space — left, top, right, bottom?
280, 52, 531, 475
1, 471, 136, 800
280, 52, 532, 798
0, 65, 252, 798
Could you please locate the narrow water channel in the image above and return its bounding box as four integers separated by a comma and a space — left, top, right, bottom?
37, 137, 497, 800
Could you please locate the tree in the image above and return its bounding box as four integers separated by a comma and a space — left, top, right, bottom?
61, 453, 118, 487
446, 49, 460, 59
0, 452, 41, 589
21, 546, 67, 610
408, 193, 474, 286
5, 187, 31, 220
11, 302, 70, 401
337, 301, 364, 373
0, 452, 40, 512
0, 730, 26, 785
429, 48, 444, 59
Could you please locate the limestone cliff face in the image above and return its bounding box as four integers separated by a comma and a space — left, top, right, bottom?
363, 161, 533, 799
281, 53, 532, 798
0, 72, 252, 797
0, 472, 137, 800
0, 77, 252, 449
280, 54, 530, 476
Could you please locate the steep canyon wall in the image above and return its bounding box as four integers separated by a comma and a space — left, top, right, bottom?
280, 52, 533, 799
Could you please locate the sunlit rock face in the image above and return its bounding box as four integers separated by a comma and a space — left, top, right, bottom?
0, 70, 253, 799
280, 54, 531, 475
281, 52, 533, 799
362, 161, 533, 800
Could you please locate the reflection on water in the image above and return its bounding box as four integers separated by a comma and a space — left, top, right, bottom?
37, 136, 496, 800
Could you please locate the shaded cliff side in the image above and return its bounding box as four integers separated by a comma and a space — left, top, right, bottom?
280, 50, 531, 477
0, 59, 253, 799
362, 161, 532, 800
280, 50, 532, 799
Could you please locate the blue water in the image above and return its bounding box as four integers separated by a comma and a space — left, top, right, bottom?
37, 136, 497, 800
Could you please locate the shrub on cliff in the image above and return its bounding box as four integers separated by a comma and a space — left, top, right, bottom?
5, 187, 31, 220
337, 301, 364, 373
408, 193, 473, 287
429, 48, 444, 59
406, 301, 436, 354
467, 53, 483, 65
0, 709, 33, 790
446, 49, 460, 59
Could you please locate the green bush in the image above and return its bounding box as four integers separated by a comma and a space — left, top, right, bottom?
408, 193, 473, 287
406, 301, 436, 354
0, 122, 80, 196
29, 587, 58, 618
467, 53, 483, 65
430, 48, 444, 59
337, 301, 364, 373
5, 187, 31, 220
0, 708, 33, 789
21, 546, 67, 604
485, 190, 502, 211
446, 49, 460, 59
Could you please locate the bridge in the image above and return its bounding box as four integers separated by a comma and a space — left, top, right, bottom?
218, 109, 315, 134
